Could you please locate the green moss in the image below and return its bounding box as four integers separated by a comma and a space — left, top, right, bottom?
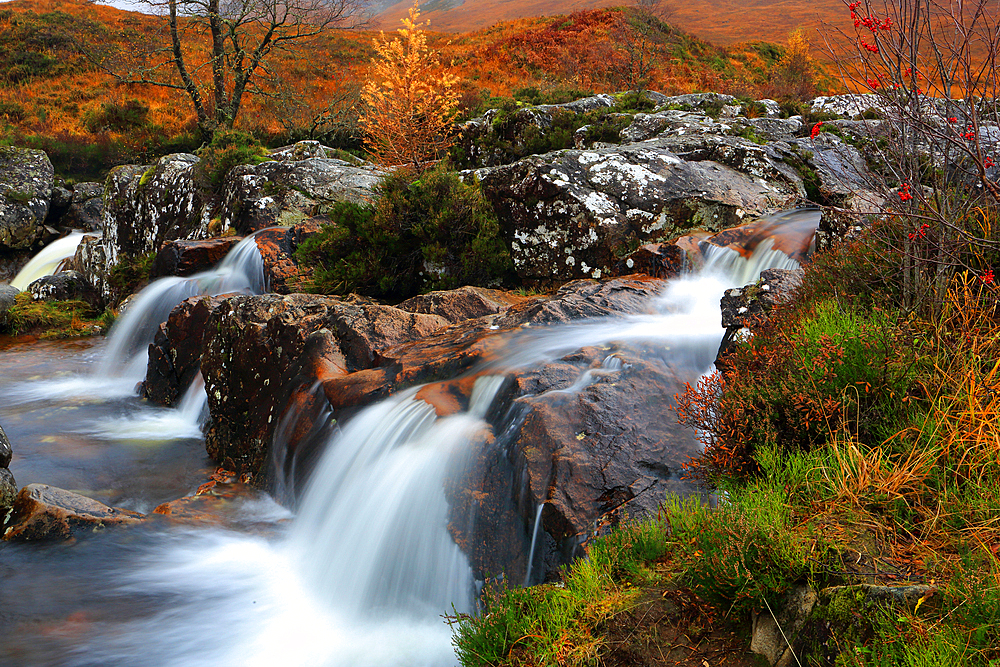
2, 293, 103, 338
195, 130, 269, 191
138, 167, 155, 188
106, 251, 155, 305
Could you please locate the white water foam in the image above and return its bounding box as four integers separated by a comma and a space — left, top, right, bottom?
9, 232, 89, 291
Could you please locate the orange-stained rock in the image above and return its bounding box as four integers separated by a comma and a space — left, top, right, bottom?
3, 484, 143, 541
151, 474, 264, 526
143, 294, 232, 406
398, 286, 529, 323
150, 236, 244, 279
252, 220, 323, 294
704, 208, 820, 261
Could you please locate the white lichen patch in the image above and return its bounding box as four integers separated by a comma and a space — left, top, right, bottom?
581, 191, 619, 220
578, 152, 602, 165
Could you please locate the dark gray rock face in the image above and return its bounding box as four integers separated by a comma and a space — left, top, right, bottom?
219, 158, 384, 235
0, 283, 18, 325
0, 424, 10, 468
143, 294, 230, 406
0, 147, 54, 251
480, 139, 798, 284
63, 182, 105, 231
27, 271, 98, 306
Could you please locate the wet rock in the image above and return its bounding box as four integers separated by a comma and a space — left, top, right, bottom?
480, 139, 797, 284
143, 294, 230, 406
201, 293, 449, 478
219, 158, 383, 235
251, 220, 323, 293
495, 276, 665, 327
0, 422, 11, 468
613, 242, 687, 279
26, 271, 99, 306
397, 286, 526, 324
459, 341, 703, 583
0, 147, 54, 251
63, 182, 105, 231
2, 484, 143, 541
150, 236, 244, 279
0, 468, 15, 522
0, 282, 18, 324
705, 208, 820, 262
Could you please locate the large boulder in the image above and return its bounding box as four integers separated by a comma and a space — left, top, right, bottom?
480, 139, 798, 284
150, 236, 244, 279
27, 270, 99, 306
201, 293, 450, 480
2, 484, 143, 541
101, 154, 211, 268
219, 158, 383, 235
143, 294, 231, 406
0, 283, 18, 325
0, 147, 53, 250
62, 182, 105, 231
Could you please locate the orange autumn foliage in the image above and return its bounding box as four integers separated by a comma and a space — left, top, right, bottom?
361, 3, 459, 169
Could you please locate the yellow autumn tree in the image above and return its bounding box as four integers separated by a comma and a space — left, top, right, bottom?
361, 3, 460, 170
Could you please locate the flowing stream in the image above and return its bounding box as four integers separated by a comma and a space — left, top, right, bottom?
0, 211, 816, 666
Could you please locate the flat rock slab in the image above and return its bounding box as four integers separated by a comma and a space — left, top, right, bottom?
3, 484, 143, 541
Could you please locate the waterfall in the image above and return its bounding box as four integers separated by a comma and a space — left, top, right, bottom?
10, 212, 819, 667
291, 376, 506, 618
96, 234, 266, 386
9, 232, 89, 290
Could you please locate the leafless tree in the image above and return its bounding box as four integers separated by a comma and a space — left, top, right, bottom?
91, 0, 368, 140
821, 0, 1000, 310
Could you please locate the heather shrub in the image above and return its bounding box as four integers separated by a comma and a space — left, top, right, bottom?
296, 165, 514, 300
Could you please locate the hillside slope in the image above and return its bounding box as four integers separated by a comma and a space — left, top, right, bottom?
376, 0, 850, 45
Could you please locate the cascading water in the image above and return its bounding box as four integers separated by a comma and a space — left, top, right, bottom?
8, 232, 90, 291
0, 211, 819, 667
96, 234, 267, 387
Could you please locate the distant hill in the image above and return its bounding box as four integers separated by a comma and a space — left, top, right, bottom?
0, 0, 831, 180
376, 0, 851, 45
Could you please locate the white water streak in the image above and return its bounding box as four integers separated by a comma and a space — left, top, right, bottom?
9, 232, 89, 290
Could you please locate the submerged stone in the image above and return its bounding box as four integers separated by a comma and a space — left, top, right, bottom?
3, 484, 143, 541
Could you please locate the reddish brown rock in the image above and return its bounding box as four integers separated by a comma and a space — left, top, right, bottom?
150, 237, 244, 279
201, 293, 451, 479
143, 294, 230, 406
398, 286, 528, 323
704, 208, 820, 262
151, 470, 268, 526
252, 220, 323, 294
613, 243, 686, 279
3, 484, 143, 541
